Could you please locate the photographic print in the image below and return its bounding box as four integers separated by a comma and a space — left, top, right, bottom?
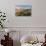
15, 4, 32, 16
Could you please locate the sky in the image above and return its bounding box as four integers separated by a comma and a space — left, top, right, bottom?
15, 0, 32, 5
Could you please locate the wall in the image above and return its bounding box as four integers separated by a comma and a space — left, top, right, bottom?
0, 0, 46, 27
32, 0, 46, 27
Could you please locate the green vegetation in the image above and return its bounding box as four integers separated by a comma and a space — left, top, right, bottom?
16, 9, 32, 16
0, 11, 6, 28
